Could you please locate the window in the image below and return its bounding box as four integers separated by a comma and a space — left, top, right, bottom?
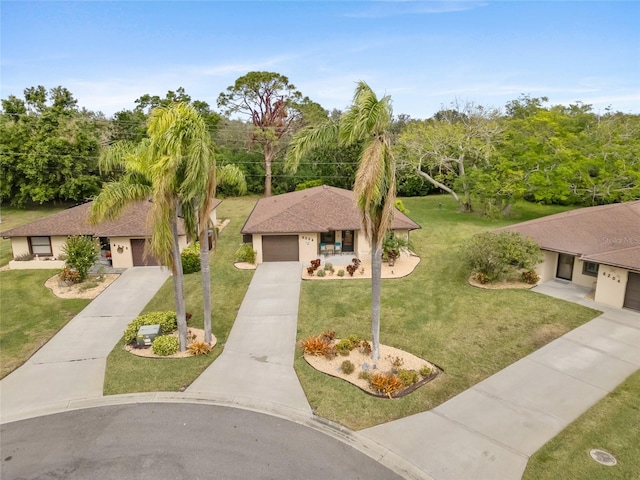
320, 231, 335, 244
29, 236, 52, 256
582, 261, 599, 277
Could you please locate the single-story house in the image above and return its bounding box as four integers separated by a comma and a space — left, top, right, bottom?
497, 200, 640, 312
2, 199, 221, 270
240, 185, 421, 264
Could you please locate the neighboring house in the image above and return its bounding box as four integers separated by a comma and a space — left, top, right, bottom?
497, 200, 640, 312
2, 199, 221, 270
241, 185, 421, 264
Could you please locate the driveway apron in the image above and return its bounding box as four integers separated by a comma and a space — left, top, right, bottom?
0, 267, 170, 423
360, 281, 640, 480
186, 262, 312, 417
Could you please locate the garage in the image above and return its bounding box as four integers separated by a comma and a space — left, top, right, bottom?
262, 235, 299, 262
131, 239, 161, 266
623, 272, 640, 311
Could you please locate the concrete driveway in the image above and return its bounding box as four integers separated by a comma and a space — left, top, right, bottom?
186, 262, 311, 417
0, 267, 170, 423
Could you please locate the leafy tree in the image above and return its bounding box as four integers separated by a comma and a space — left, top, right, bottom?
501, 99, 640, 206
110, 87, 220, 143
61, 235, 99, 281
397, 102, 503, 212
288, 81, 396, 360
0, 86, 106, 206
464, 231, 542, 282
218, 71, 324, 196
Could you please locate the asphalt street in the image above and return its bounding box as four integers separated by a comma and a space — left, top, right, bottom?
0, 403, 403, 480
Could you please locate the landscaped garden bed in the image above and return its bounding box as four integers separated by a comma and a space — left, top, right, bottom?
301, 332, 441, 398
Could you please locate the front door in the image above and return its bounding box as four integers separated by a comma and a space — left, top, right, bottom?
556, 253, 574, 281
342, 230, 354, 252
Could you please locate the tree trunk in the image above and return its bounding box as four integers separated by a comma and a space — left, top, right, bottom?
370, 245, 382, 361
170, 211, 188, 351
199, 224, 212, 344
264, 144, 273, 197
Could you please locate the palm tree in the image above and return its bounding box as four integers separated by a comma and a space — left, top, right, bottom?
90, 103, 213, 351
288, 81, 396, 360
193, 163, 246, 344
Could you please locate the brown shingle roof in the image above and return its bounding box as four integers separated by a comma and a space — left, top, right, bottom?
241, 185, 421, 234
1, 200, 196, 238
497, 201, 640, 271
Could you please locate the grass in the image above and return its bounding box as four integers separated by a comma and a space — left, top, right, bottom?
523, 369, 640, 480
294, 195, 600, 430
102, 197, 255, 395
0, 269, 90, 378
0, 203, 71, 266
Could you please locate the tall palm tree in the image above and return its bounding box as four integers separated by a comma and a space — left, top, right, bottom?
90, 103, 213, 351
195, 163, 247, 344
288, 81, 396, 360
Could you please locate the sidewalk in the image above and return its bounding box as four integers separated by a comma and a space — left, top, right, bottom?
186, 262, 312, 418
0, 267, 170, 423
360, 280, 640, 480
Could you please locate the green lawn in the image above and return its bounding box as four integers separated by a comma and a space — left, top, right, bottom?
523, 369, 640, 480
0, 203, 70, 266
0, 269, 90, 378
103, 197, 255, 394
294, 196, 600, 430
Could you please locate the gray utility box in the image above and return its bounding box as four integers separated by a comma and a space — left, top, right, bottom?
137, 324, 161, 347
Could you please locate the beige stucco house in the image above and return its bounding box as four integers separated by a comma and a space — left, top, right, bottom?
3, 199, 221, 270
240, 185, 421, 264
498, 200, 640, 312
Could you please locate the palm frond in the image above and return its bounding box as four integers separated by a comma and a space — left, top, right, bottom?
285, 120, 340, 173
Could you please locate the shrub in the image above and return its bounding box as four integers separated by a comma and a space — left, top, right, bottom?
337, 269, 345, 277
358, 340, 372, 355
123, 311, 178, 345
397, 369, 420, 385
235, 243, 257, 264
181, 242, 201, 274
369, 373, 404, 397
295, 179, 324, 191
14, 252, 34, 261
320, 330, 336, 342
61, 235, 98, 281
336, 338, 355, 356
341, 360, 355, 375
383, 232, 411, 263
300, 335, 332, 356
394, 198, 408, 214
420, 365, 434, 378
475, 271, 490, 284
316, 269, 326, 277
151, 335, 180, 356
59, 267, 80, 284
387, 355, 404, 369
188, 341, 212, 356
358, 370, 373, 381
324, 262, 333, 271
464, 231, 542, 283
522, 269, 540, 285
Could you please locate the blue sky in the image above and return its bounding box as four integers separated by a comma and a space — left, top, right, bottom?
2, 1, 639, 118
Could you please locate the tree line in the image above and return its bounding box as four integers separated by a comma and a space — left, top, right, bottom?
1, 76, 638, 211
